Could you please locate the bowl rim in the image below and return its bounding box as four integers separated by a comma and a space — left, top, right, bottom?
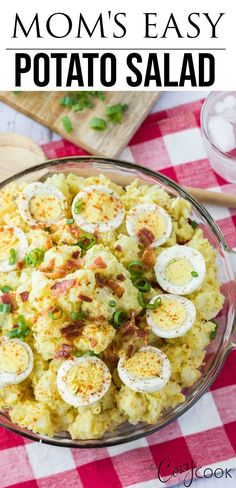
0, 155, 235, 448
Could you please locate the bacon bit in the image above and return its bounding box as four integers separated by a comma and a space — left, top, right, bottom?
103, 346, 119, 365
20, 291, 29, 303
137, 227, 155, 247
44, 259, 81, 279
40, 258, 55, 273
141, 248, 156, 269
78, 294, 93, 303
121, 320, 137, 337
90, 257, 107, 269
136, 329, 148, 338
115, 244, 122, 252
127, 344, 134, 358
95, 274, 124, 298
45, 237, 53, 250
69, 225, 80, 238
116, 273, 126, 281
72, 250, 80, 259
89, 338, 98, 348
54, 343, 75, 359
1, 292, 16, 311
61, 321, 85, 339
51, 279, 75, 297
16, 262, 24, 270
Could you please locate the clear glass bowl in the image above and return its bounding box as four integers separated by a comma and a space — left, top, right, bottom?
0, 156, 235, 448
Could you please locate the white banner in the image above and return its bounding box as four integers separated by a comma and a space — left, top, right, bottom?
0, 0, 235, 90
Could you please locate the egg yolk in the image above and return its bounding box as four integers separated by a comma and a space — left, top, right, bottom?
124, 351, 161, 379
0, 228, 19, 261
150, 299, 187, 330
29, 194, 63, 223
66, 362, 106, 398
135, 211, 166, 240
165, 258, 193, 286
79, 190, 120, 223
0, 341, 28, 374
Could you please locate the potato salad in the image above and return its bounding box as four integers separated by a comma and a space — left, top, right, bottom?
0, 173, 224, 440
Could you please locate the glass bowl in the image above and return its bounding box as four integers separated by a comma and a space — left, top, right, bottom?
0, 156, 235, 448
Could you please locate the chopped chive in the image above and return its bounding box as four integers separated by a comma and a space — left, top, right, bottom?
61, 115, 73, 133
189, 219, 199, 229
48, 307, 63, 320
66, 218, 74, 225
132, 277, 151, 293
70, 311, 86, 321
76, 234, 97, 251
7, 314, 30, 340
108, 300, 116, 308
1, 286, 12, 293
112, 310, 128, 329
137, 292, 162, 310
127, 260, 144, 276
88, 350, 99, 357
8, 248, 17, 266
75, 350, 84, 357
74, 198, 84, 214
60, 96, 76, 107
89, 117, 107, 131
191, 271, 199, 277
0, 303, 11, 313
25, 248, 45, 267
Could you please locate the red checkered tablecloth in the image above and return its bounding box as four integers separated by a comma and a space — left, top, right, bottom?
1, 99, 236, 488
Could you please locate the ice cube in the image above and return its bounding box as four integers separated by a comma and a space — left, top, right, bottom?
208, 115, 236, 153
223, 95, 236, 109
215, 101, 225, 114
221, 107, 236, 124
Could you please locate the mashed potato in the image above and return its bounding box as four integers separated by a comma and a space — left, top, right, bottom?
0, 173, 224, 440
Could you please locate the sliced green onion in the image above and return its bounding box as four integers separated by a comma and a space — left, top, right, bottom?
48, 307, 63, 320
66, 218, 74, 225
60, 96, 76, 107
191, 271, 198, 277
190, 220, 198, 229
133, 278, 151, 293
127, 260, 145, 276
77, 234, 97, 250
74, 199, 84, 214
89, 117, 107, 131
88, 350, 99, 357
112, 310, 128, 329
25, 248, 45, 267
70, 311, 86, 321
0, 286, 12, 293
105, 103, 128, 124
8, 248, 17, 266
137, 292, 162, 310
61, 115, 73, 133
108, 300, 116, 308
0, 304, 11, 313
7, 314, 30, 340
75, 349, 99, 357
75, 349, 84, 357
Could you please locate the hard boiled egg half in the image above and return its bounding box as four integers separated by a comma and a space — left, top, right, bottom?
72, 185, 125, 233
118, 346, 171, 393
126, 203, 172, 247
0, 336, 33, 386
155, 245, 206, 295
57, 356, 111, 407
147, 294, 196, 338
0, 225, 28, 271
19, 182, 67, 226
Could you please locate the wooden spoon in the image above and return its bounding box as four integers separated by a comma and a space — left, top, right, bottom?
186, 187, 236, 209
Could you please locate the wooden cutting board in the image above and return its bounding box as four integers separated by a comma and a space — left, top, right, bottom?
0, 91, 160, 158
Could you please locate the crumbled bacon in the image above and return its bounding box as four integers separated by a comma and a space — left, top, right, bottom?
20, 291, 29, 303
127, 344, 134, 358
89, 338, 98, 348
141, 248, 156, 269
137, 227, 155, 247
78, 294, 93, 302
95, 274, 124, 298
115, 245, 122, 252
121, 319, 137, 337
103, 346, 119, 365
61, 321, 85, 339
69, 225, 80, 238
44, 259, 81, 279
54, 343, 75, 359
72, 250, 80, 259
1, 292, 16, 311
116, 273, 126, 281
51, 279, 75, 296
90, 257, 107, 269
40, 258, 55, 273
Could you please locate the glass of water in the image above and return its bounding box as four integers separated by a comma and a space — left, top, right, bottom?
201, 91, 236, 183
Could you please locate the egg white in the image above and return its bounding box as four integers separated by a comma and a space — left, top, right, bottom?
57, 356, 111, 407
117, 346, 171, 393
126, 203, 172, 247
155, 245, 206, 295
18, 182, 67, 226
0, 336, 33, 387
71, 185, 125, 233
0, 225, 28, 272
146, 294, 196, 338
